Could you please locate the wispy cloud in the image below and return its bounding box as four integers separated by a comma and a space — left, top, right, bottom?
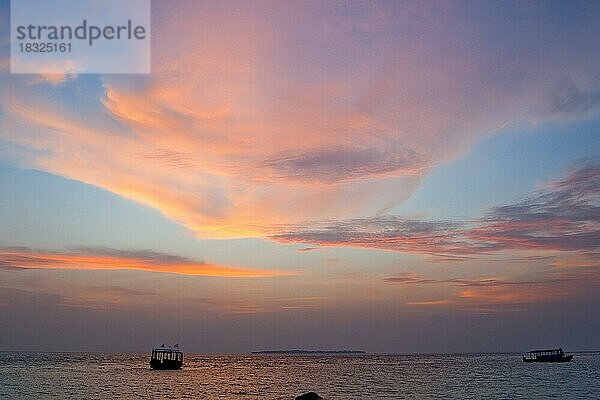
273, 162, 600, 256
25, 73, 78, 86
470, 162, 600, 252
0, 247, 294, 277
297, 247, 321, 252
552, 252, 600, 269
59, 286, 158, 310
545, 78, 600, 119
185, 297, 267, 315
384, 274, 573, 287
262, 147, 428, 184
272, 217, 485, 255
386, 270, 600, 312
405, 299, 453, 306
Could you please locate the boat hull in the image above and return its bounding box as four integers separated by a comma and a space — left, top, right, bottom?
150, 359, 182, 370
523, 355, 573, 363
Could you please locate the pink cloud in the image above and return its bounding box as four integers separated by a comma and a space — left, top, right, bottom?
1, 2, 599, 241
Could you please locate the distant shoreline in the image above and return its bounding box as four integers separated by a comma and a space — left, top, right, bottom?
251, 349, 366, 354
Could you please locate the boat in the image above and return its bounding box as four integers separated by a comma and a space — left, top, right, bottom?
150, 345, 183, 370
523, 348, 573, 363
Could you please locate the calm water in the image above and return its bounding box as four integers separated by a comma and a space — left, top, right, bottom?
1, 352, 599, 399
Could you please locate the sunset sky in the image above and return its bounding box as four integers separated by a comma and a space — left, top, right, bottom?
1, 0, 599, 353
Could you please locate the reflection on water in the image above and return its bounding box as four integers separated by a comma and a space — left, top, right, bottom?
1, 352, 599, 399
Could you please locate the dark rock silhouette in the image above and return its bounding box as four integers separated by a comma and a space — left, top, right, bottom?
295, 392, 323, 400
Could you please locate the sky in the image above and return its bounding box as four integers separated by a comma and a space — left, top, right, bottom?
0, 0, 599, 353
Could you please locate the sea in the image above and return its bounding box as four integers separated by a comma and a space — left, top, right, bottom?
1, 352, 599, 399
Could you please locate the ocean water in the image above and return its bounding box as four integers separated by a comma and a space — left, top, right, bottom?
1, 352, 599, 399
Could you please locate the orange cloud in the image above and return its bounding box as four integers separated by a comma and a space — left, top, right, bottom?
457, 287, 557, 304
0, 2, 505, 239
406, 299, 452, 306
0, 247, 294, 278
1, 2, 599, 243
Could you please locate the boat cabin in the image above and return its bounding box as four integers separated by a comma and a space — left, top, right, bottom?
523, 348, 572, 363
150, 347, 183, 370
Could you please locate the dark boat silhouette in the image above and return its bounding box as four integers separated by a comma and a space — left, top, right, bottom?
150, 346, 183, 370
523, 348, 573, 363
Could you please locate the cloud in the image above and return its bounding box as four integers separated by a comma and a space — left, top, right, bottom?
470, 162, 600, 252
186, 297, 266, 315
262, 146, 428, 184
2, 2, 600, 239
297, 247, 321, 252
0, 284, 157, 312
405, 299, 453, 306
386, 270, 600, 312
272, 216, 487, 255
552, 252, 600, 269
0, 287, 64, 308
383, 273, 572, 287
273, 162, 600, 256
7, 50, 82, 82
545, 79, 600, 118
0, 247, 294, 277
59, 286, 159, 310
25, 73, 78, 86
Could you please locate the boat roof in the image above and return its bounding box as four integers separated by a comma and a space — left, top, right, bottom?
527, 348, 562, 353
152, 348, 183, 353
